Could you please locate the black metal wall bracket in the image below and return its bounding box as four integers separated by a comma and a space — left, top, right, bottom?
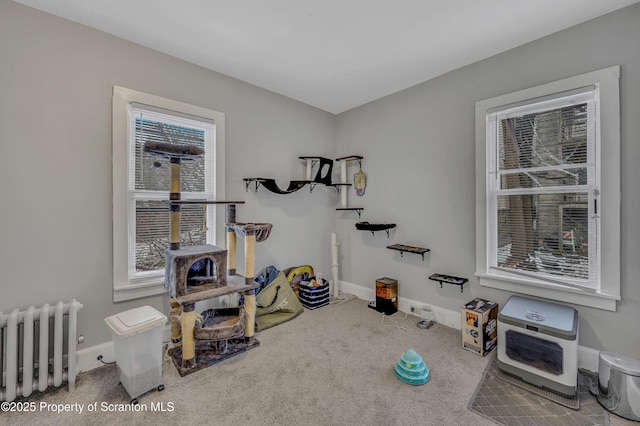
244, 178, 266, 192
336, 207, 364, 218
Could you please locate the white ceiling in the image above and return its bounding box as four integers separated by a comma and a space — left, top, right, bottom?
14, 0, 640, 114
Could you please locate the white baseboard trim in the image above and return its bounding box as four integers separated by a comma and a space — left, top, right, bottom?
577, 345, 601, 373
340, 280, 464, 329
339, 280, 601, 371
76, 341, 114, 374
76, 326, 172, 374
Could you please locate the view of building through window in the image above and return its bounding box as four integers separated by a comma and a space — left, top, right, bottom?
131, 113, 211, 274
490, 96, 595, 287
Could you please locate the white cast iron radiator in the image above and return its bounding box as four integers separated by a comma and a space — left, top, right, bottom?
1, 299, 83, 402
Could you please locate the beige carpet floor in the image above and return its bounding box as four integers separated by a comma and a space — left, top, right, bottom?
2, 297, 635, 425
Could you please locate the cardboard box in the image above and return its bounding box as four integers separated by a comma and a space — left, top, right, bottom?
461, 298, 498, 356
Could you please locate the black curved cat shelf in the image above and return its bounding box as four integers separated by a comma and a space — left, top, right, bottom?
355, 222, 397, 237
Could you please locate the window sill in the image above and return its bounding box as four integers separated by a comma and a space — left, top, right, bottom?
113, 280, 166, 302
475, 272, 619, 311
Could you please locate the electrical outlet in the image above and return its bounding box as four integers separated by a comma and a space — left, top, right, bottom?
410, 304, 421, 314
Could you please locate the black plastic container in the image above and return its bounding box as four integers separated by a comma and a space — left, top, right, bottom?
374, 277, 397, 315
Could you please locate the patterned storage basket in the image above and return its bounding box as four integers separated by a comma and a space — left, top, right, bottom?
297, 279, 330, 310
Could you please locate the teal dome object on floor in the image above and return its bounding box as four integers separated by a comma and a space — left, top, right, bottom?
394, 349, 430, 385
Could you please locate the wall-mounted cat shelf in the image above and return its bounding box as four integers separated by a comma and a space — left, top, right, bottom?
428, 273, 468, 292
244, 156, 366, 219
387, 244, 430, 261
336, 207, 364, 218
335, 155, 363, 168
334, 156, 363, 212
355, 222, 396, 237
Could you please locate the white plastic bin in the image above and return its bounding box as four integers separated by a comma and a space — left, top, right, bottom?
105, 306, 167, 400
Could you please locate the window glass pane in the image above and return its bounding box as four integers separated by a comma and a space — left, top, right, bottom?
498, 103, 589, 172
495, 193, 589, 281
499, 167, 588, 189
135, 200, 207, 272
134, 117, 206, 192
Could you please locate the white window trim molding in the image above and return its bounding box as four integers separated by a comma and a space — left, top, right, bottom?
112, 86, 226, 302
475, 66, 620, 311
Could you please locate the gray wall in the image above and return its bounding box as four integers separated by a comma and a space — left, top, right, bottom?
335, 3, 640, 355
2, 0, 638, 356
0, 0, 336, 348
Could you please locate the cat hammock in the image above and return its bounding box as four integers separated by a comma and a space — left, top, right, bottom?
244, 156, 334, 194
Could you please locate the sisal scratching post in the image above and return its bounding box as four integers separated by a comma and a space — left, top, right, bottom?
244, 234, 256, 282
227, 230, 236, 275
244, 233, 256, 341
226, 204, 237, 275
169, 298, 182, 347
170, 205, 180, 249
181, 304, 198, 368
243, 293, 256, 341
169, 161, 181, 195
169, 158, 181, 250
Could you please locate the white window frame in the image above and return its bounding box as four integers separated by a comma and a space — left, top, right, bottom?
475, 66, 620, 311
112, 86, 226, 302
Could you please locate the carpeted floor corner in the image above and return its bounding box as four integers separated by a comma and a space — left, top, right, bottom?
469, 353, 609, 426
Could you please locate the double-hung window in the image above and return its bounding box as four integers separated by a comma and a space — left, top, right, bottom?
112, 87, 226, 301
475, 66, 620, 310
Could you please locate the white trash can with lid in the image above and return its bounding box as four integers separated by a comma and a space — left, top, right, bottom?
105, 306, 167, 401
597, 351, 640, 421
